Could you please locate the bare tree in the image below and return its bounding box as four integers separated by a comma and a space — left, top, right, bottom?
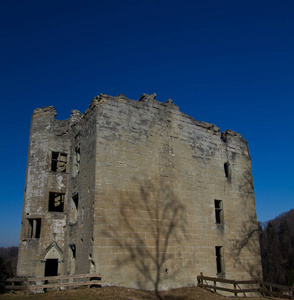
102, 178, 187, 299
229, 168, 263, 279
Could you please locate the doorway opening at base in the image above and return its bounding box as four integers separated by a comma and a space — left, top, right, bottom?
45, 259, 58, 277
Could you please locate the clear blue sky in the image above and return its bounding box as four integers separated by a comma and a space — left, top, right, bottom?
0, 0, 293, 247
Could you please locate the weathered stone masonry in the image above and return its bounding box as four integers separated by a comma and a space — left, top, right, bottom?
17, 93, 262, 289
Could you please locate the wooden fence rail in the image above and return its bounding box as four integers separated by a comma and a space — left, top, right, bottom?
5, 277, 27, 291
197, 275, 294, 299
5, 273, 101, 294
259, 281, 294, 299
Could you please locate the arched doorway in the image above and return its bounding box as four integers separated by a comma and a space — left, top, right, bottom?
43, 242, 63, 277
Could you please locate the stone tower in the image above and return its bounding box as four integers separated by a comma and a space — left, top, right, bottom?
17, 93, 262, 289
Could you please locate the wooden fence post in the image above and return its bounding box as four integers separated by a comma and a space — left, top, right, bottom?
10, 279, 14, 294
234, 281, 237, 297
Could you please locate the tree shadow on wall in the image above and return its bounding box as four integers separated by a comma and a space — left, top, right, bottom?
102, 178, 187, 299
229, 167, 262, 279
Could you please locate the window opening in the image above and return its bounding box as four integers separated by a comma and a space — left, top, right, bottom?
51, 152, 67, 172
28, 218, 41, 238
45, 259, 58, 277
69, 244, 76, 275
70, 244, 76, 259
215, 246, 224, 274
48, 192, 65, 212
224, 162, 231, 182
214, 200, 224, 224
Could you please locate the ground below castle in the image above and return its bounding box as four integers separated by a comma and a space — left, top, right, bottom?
0, 286, 283, 299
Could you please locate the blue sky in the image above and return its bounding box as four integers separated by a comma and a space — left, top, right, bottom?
0, 0, 293, 247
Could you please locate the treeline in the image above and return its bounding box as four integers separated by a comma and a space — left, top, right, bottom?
0, 247, 18, 288
259, 209, 294, 286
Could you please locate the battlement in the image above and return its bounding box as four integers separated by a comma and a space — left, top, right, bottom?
35, 94, 247, 144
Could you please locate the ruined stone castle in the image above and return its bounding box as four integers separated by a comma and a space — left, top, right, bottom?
17, 93, 262, 289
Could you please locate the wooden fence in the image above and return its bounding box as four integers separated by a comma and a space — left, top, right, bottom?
5, 277, 27, 291
5, 273, 101, 294
197, 274, 294, 299
259, 281, 294, 299
6, 274, 293, 298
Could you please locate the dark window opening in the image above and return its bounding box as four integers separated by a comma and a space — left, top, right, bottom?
72, 194, 78, 210
48, 192, 65, 212
70, 244, 76, 259
215, 200, 223, 224
216, 246, 224, 274
224, 162, 231, 182
51, 152, 67, 172
45, 259, 58, 277
28, 218, 41, 238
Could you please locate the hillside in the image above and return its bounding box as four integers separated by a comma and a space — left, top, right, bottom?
0, 285, 278, 300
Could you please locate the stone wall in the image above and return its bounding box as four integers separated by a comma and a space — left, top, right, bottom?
18, 107, 70, 276
17, 93, 262, 290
